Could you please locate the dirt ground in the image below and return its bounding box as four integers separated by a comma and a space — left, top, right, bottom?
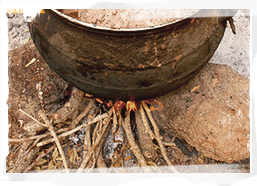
6, 10, 250, 173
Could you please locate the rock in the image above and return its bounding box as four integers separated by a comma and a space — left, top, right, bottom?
152, 63, 250, 163
8, 13, 30, 50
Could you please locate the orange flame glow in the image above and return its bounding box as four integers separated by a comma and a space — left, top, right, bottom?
106, 100, 113, 108
114, 100, 126, 110
126, 101, 137, 112
149, 100, 164, 111
94, 98, 146, 113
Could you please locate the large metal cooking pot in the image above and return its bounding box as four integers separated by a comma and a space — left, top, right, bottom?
28, 9, 236, 101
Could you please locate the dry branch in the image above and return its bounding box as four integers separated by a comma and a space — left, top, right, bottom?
52, 87, 85, 123
83, 124, 91, 157
70, 99, 95, 129
23, 145, 56, 173
135, 109, 157, 161
110, 140, 128, 170
18, 109, 46, 127
38, 110, 69, 172
142, 102, 179, 173
122, 111, 147, 167
112, 108, 118, 141
139, 104, 156, 140
95, 125, 111, 169
77, 107, 113, 172
8, 128, 69, 143
37, 113, 108, 147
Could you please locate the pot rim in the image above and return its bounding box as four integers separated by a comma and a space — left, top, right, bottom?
51, 9, 200, 32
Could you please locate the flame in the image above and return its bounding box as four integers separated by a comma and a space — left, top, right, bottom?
95, 98, 103, 104
85, 93, 93, 98
93, 98, 148, 113
113, 100, 137, 113
126, 101, 137, 112
114, 100, 126, 110
106, 100, 113, 108
143, 100, 164, 112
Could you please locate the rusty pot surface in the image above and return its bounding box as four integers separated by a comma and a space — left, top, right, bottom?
29, 9, 236, 101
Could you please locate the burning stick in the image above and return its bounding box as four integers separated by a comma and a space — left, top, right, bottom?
135, 109, 157, 161
83, 123, 91, 158
122, 111, 148, 167
95, 124, 111, 170
142, 101, 179, 173
52, 87, 85, 124
139, 104, 156, 140
70, 99, 95, 129
112, 108, 118, 141
82, 108, 101, 170
77, 107, 113, 172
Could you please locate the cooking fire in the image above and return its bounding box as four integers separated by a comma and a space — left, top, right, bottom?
95, 97, 164, 113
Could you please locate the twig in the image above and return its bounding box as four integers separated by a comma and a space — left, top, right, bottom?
99, 112, 103, 132
139, 104, 156, 140
8, 128, 69, 143
10, 138, 40, 171
36, 82, 44, 110
37, 113, 108, 147
85, 108, 101, 169
70, 99, 95, 129
142, 102, 179, 173
135, 109, 157, 160
18, 138, 40, 161
162, 141, 177, 147
83, 123, 91, 157
78, 120, 110, 172
82, 105, 98, 161
122, 111, 147, 167
6, 144, 22, 164
52, 87, 85, 123
18, 109, 46, 127
86, 154, 96, 173
9, 110, 46, 173
110, 139, 128, 169
112, 108, 118, 141
8, 145, 40, 173
23, 145, 56, 173
77, 107, 113, 172
92, 121, 100, 144
95, 122, 111, 170
95, 131, 109, 169
38, 110, 69, 173
25, 58, 36, 67
96, 148, 107, 170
